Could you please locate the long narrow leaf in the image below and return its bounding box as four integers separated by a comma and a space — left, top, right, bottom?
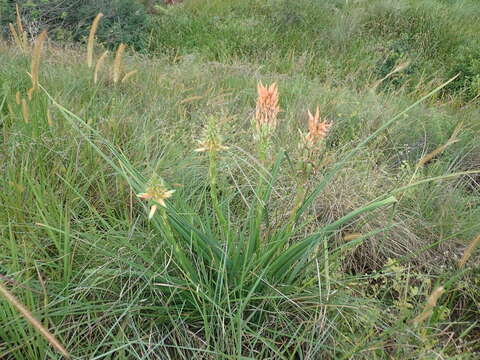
295, 75, 459, 220
269, 196, 397, 277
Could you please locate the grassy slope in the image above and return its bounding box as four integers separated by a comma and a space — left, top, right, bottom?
0, 0, 479, 358
148, 0, 480, 101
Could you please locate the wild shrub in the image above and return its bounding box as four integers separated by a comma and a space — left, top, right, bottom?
1, 0, 149, 49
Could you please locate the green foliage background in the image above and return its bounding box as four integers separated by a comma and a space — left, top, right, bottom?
1, 0, 480, 100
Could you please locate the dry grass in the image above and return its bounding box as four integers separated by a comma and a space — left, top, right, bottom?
112, 43, 126, 84
307, 162, 435, 271
47, 108, 54, 127
8, 23, 24, 52
94, 50, 109, 84
416, 122, 463, 168
458, 234, 480, 268
28, 30, 48, 99
121, 69, 138, 83
8, 4, 28, 53
411, 286, 445, 325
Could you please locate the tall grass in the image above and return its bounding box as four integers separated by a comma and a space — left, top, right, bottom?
112, 43, 126, 84
86, 13, 103, 68
27, 30, 47, 99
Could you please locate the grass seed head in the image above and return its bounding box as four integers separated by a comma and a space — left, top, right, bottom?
458, 234, 480, 268
8, 4, 29, 52
47, 108, 54, 127
87, 13, 104, 68
412, 286, 445, 325
9, 23, 23, 52
15, 4, 24, 37
121, 70, 138, 83
94, 50, 109, 84
21, 98, 29, 123
112, 43, 126, 84
416, 121, 463, 168
28, 29, 48, 99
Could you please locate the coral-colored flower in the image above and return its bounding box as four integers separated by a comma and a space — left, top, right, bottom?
255, 82, 280, 131
305, 106, 332, 147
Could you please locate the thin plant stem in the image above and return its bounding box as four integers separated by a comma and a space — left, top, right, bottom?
0, 281, 70, 358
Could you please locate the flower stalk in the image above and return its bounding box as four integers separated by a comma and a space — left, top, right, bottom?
290, 106, 333, 223
254, 81, 280, 164
195, 118, 229, 233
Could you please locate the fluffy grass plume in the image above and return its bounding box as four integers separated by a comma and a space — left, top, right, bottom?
8, 23, 23, 52
9, 4, 29, 52
412, 286, 445, 325
0, 281, 70, 358
372, 60, 411, 89
8, 5, 28, 53
47, 108, 53, 127
28, 30, 47, 99
94, 50, 109, 84
2, 0, 480, 357
112, 43, 126, 84
121, 69, 138, 83
15, 4, 25, 39
416, 122, 463, 168
21, 98, 29, 123
458, 234, 480, 268
86, 13, 104, 68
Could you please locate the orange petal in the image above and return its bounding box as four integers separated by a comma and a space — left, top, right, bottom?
148, 205, 158, 219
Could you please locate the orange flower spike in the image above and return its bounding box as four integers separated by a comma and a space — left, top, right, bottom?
255, 81, 280, 131
305, 106, 332, 146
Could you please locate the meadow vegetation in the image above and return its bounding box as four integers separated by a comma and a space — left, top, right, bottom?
0, 0, 479, 358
